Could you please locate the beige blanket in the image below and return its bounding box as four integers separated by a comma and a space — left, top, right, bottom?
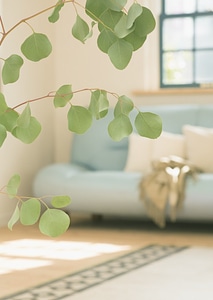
139, 155, 199, 228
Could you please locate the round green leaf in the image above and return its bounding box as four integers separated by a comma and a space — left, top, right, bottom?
98, 9, 123, 32
39, 209, 70, 237
51, 195, 71, 208
114, 95, 134, 117
72, 15, 89, 44
2, 54, 24, 85
127, 3, 143, 29
20, 198, 41, 225
0, 124, 7, 147
85, 0, 108, 20
0, 108, 19, 132
106, 0, 127, 12
12, 116, 41, 144
135, 112, 162, 139
134, 7, 156, 37
97, 29, 117, 53
0, 93, 8, 115
8, 204, 20, 231
108, 39, 133, 70
67, 106, 92, 134
7, 174, 21, 199
108, 113, 132, 141
48, 1, 64, 23
17, 103, 31, 128
89, 90, 109, 119
124, 31, 147, 51
54, 85, 73, 108
21, 33, 52, 62
114, 14, 135, 38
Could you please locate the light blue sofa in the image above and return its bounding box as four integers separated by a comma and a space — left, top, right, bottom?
33, 104, 213, 223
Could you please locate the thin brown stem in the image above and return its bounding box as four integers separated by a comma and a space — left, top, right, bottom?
0, 16, 6, 36
73, 87, 119, 98
12, 92, 54, 110
12, 88, 119, 110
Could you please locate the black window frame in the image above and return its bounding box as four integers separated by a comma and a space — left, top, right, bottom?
160, 0, 213, 88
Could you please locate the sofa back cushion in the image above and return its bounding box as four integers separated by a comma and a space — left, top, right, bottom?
197, 105, 213, 128
70, 104, 213, 171
138, 104, 199, 134
71, 110, 128, 171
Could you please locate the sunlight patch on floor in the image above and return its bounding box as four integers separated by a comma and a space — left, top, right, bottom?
0, 239, 131, 273
0, 257, 52, 275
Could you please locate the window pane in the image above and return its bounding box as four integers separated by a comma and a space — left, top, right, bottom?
197, 0, 213, 12
163, 18, 193, 51
163, 51, 193, 85
195, 51, 213, 83
195, 16, 213, 48
165, 0, 196, 14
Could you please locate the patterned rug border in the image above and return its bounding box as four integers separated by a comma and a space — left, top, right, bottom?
0, 244, 187, 300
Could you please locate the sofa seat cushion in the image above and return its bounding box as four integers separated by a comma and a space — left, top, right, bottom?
180, 173, 213, 220
33, 163, 145, 216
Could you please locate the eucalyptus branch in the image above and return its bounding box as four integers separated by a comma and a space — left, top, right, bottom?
0, 1, 159, 237
12, 88, 120, 110
76, 2, 115, 33
73, 87, 119, 99
12, 92, 54, 110
0, 0, 74, 46
0, 16, 6, 36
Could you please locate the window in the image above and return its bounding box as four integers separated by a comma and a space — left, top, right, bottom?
160, 0, 213, 88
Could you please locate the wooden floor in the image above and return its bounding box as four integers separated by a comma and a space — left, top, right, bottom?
0, 215, 213, 298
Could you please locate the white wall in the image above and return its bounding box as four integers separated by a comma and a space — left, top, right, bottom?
0, 1, 55, 226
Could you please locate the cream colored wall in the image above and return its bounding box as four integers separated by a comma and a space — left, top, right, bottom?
0, 1, 55, 226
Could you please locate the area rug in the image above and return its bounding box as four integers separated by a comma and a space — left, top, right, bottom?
1, 244, 213, 300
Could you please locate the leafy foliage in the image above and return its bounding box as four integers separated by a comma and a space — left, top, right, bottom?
108, 113, 133, 141
5, 175, 71, 237
135, 112, 162, 139
0, 124, 7, 147
8, 204, 20, 231
72, 15, 90, 43
20, 198, 41, 225
6, 174, 21, 199
67, 105, 93, 134
54, 85, 73, 108
2, 55, 24, 84
21, 33, 52, 62
86, 0, 156, 69
48, 0, 65, 23
0, 1, 161, 236
39, 209, 70, 237
89, 90, 109, 119
51, 195, 71, 208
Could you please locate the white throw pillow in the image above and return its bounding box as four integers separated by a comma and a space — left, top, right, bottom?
124, 133, 152, 173
152, 131, 186, 161
183, 125, 213, 172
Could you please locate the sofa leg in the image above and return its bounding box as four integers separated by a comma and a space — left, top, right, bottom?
91, 214, 103, 222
